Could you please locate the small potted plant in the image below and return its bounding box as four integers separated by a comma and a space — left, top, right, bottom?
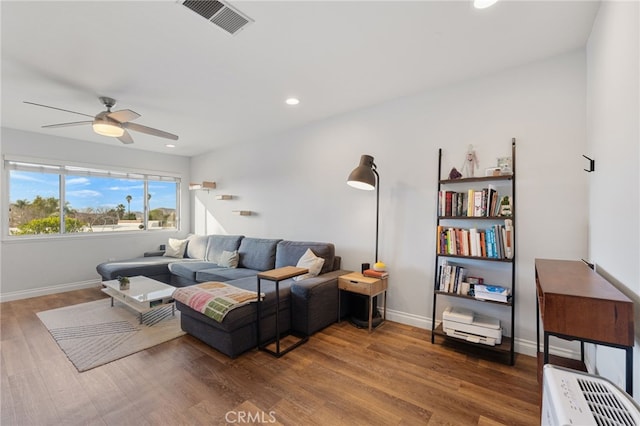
117, 276, 130, 290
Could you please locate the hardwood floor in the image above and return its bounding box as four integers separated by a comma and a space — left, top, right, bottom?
1, 287, 540, 425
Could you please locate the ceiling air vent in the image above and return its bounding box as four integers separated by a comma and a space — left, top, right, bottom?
181, 0, 253, 35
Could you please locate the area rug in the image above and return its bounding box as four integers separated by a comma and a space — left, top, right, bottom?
37, 298, 185, 372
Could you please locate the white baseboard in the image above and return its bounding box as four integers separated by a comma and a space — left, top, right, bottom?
383, 306, 581, 360
0, 280, 101, 302
385, 308, 430, 329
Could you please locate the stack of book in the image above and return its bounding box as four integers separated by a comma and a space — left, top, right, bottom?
437, 261, 466, 294
438, 185, 511, 218
473, 284, 511, 303
436, 219, 514, 259
363, 269, 388, 279
438, 190, 466, 216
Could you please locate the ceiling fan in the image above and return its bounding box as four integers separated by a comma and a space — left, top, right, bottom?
24, 96, 179, 144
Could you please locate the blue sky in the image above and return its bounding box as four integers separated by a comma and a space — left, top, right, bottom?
10, 171, 176, 212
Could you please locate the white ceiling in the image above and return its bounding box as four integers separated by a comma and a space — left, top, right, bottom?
1, 0, 600, 157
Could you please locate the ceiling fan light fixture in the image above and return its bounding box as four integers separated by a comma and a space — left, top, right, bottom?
92, 120, 124, 137
25, 97, 178, 144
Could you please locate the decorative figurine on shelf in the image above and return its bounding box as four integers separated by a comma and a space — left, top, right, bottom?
497, 156, 513, 175
499, 196, 512, 216
460, 144, 478, 178
117, 276, 130, 290
448, 167, 462, 180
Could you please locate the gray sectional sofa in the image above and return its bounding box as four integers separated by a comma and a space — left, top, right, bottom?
96, 234, 347, 357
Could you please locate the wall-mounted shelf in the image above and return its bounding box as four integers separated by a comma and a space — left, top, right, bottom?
233, 210, 252, 216
189, 181, 216, 191
216, 195, 233, 200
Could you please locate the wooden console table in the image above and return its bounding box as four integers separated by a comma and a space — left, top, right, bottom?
535, 258, 634, 395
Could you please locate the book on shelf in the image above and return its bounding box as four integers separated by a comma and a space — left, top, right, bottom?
487, 184, 498, 217
457, 193, 464, 217
363, 269, 388, 279
473, 284, 511, 302
473, 192, 483, 216
480, 188, 488, 216
445, 191, 453, 216
503, 219, 514, 259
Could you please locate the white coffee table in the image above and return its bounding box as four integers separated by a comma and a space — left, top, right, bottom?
101, 276, 176, 324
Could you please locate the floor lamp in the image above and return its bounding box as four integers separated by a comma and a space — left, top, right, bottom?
347, 154, 383, 328
347, 154, 379, 261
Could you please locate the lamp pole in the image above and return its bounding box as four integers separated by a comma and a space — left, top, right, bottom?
373, 167, 379, 263
347, 154, 380, 264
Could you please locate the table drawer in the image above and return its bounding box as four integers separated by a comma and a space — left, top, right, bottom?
339, 277, 386, 295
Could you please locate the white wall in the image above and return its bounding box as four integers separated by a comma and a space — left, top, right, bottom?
586, 0, 640, 399
191, 51, 589, 354
0, 128, 191, 300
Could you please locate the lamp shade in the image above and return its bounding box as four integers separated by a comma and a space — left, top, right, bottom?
347, 155, 376, 190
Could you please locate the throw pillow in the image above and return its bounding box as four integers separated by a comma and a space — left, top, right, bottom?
293, 248, 325, 281
163, 238, 188, 258
218, 250, 239, 268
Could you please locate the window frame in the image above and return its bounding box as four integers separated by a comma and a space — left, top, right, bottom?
3, 155, 182, 240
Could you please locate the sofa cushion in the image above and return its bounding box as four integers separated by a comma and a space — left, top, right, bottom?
164, 238, 188, 258
275, 241, 335, 274
185, 234, 209, 260
196, 267, 261, 282
169, 261, 222, 281
205, 235, 244, 262
293, 248, 325, 281
218, 250, 239, 268
238, 238, 281, 271
97, 256, 180, 280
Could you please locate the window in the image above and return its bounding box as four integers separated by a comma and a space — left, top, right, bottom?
6, 159, 180, 236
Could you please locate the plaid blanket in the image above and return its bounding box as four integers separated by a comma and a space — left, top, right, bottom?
173, 281, 263, 323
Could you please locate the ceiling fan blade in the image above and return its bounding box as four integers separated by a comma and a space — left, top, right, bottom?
118, 130, 134, 144
24, 101, 95, 118
123, 122, 179, 140
42, 121, 93, 128
108, 109, 140, 123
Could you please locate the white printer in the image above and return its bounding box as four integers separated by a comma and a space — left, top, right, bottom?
442, 306, 502, 346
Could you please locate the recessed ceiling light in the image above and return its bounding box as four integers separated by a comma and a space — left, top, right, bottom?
285, 97, 300, 106
165, 144, 176, 148
474, 0, 498, 9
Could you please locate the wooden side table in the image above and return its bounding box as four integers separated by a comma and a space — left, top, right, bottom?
256, 266, 308, 357
338, 271, 388, 333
